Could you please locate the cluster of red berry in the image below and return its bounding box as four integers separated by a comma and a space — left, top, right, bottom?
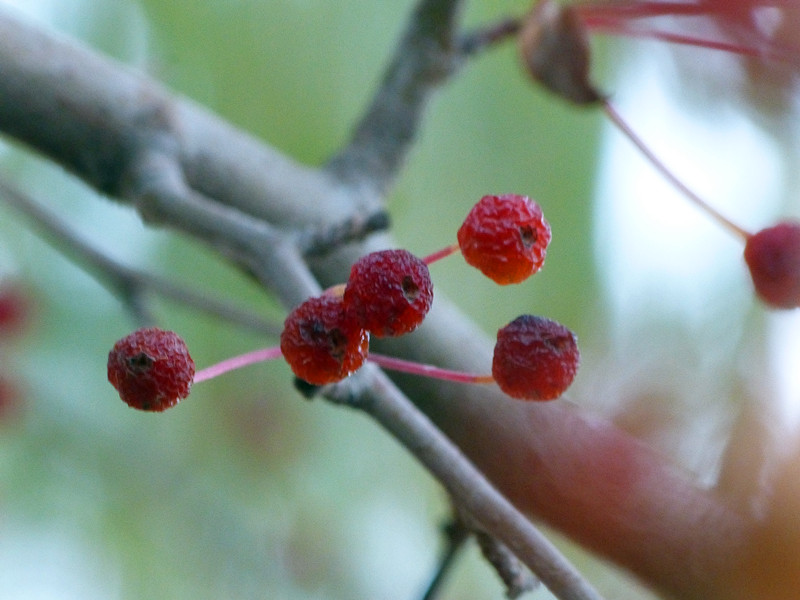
107, 194, 581, 411
282, 192, 576, 399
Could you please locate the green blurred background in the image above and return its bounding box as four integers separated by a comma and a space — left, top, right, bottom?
1, 1, 798, 599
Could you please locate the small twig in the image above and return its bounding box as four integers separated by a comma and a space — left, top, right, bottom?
418, 519, 470, 600
124, 145, 322, 309
297, 210, 391, 257
0, 176, 283, 335
459, 17, 522, 55
475, 529, 539, 599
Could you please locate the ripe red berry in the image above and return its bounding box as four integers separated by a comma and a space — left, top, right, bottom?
492, 315, 579, 401
280, 294, 369, 385
744, 221, 800, 309
107, 327, 195, 412
343, 249, 433, 337
457, 194, 552, 285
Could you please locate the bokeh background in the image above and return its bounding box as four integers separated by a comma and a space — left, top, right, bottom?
0, 1, 798, 599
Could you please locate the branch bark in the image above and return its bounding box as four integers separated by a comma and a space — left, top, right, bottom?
0, 5, 768, 599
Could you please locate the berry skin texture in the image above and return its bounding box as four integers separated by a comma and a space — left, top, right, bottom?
457, 194, 552, 285
343, 249, 434, 338
280, 295, 369, 385
107, 328, 195, 412
492, 315, 579, 401
744, 221, 800, 309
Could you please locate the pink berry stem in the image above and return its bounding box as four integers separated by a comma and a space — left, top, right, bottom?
575, 3, 800, 63
193, 346, 284, 384
422, 243, 461, 265
368, 352, 495, 385
602, 100, 753, 241
576, 1, 710, 21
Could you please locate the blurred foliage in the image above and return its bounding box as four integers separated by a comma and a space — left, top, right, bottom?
2, 0, 797, 599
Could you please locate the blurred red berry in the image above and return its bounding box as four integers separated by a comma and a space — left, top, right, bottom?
492, 315, 579, 401
280, 295, 369, 385
343, 249, 434, 338
0, 284, 30, 337
744, 221, 800, 309
457, 194, 552, 285
107, 327, 195, 412
0, 377, 23, 423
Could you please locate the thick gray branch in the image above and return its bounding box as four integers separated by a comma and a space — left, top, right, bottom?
0, 9, 361, 227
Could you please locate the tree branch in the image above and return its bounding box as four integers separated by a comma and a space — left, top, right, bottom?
0, 5, 763, 599
325, 0, 465, 193
0, 177, 282, 335
325, 365, 602, 600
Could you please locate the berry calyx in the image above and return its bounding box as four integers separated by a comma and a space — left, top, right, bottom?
107, 327, 195, 412
744, 221, 800, 309
491, 315, 579, 401
518, 0, 602, 105
343, 249, 434, 337
280, 295, 369, 385
457, 194, 552, 285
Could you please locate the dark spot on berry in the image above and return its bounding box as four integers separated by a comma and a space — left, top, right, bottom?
520, 225, 537, 248
327, 328, 349, 362
127, 352, 154, 372
401, 275, 421, 302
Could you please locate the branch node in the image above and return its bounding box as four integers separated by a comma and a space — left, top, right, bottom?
298, 210, 391, 257
475, 529, 540, 599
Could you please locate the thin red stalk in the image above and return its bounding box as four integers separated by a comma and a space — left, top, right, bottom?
583, 21, 798, 61
576, 1, 800, 65
603, 100, 753, 240
575, 1, 709, 21
194, 346, 284, 383
422, 243, 461, 265
368, 352, 495, 385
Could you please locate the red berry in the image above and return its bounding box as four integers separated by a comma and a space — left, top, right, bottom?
280, 295, 369, 385
744, 221, 800, 309
492, 315, 579, 401
343, 249, 433, 337
457, 194, 552, 285
107, 328, 195, 412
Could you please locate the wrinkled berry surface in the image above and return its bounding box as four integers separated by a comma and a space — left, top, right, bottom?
492, 315, 579, 401
344, 249, 433, 338
457, 194, 551, 285
280, 295, 369, 385
107, 327, 195, 412
744, 221, 800, 309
